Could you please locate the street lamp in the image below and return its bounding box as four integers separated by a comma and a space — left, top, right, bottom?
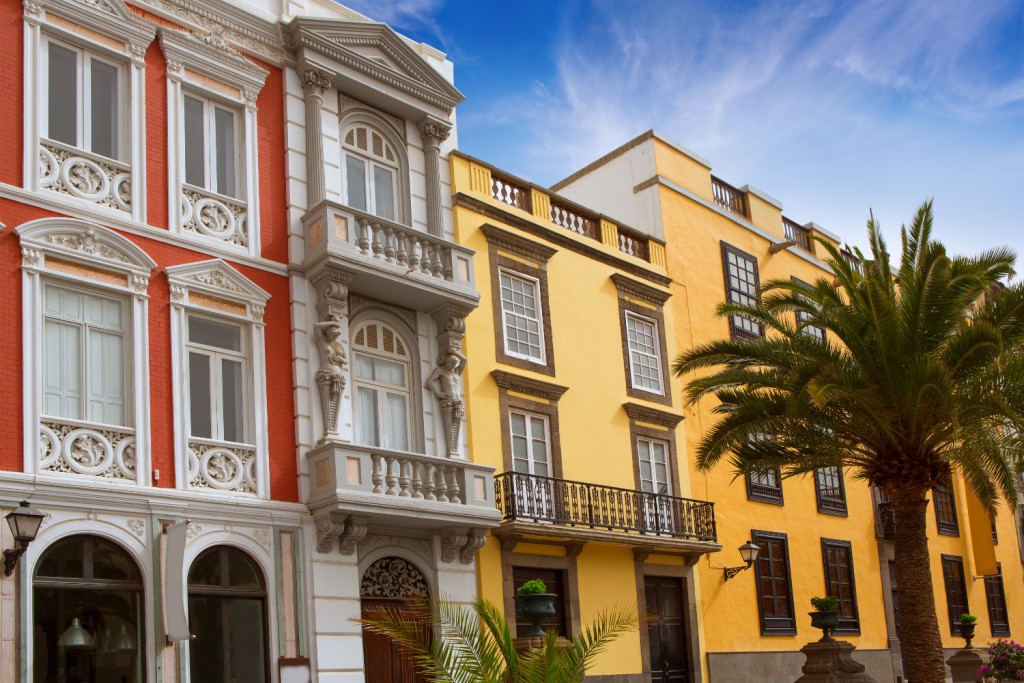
723, 540, 761, 581
3, 500, 45, 576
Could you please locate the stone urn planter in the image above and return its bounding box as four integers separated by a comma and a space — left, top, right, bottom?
958, 621, 976, 648
809, 610, 841, 642
515, 593, 557, 637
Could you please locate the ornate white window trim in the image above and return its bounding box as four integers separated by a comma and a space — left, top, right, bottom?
23, 0, 155, 222
166, 259, 270, 499
159, 27, 268, 258
17, 218, 156, 485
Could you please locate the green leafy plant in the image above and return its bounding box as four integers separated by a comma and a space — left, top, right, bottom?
517, 579, 548, 596
810, 596, 839, 612
359, 596, 636, 683
959, 613, 978, 625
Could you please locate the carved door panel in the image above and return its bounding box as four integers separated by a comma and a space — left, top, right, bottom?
361, 599, 428, 683
645, 576, 689, 683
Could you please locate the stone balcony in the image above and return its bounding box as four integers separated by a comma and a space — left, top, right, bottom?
301, 200, 479, 312
306, 441, 501, 541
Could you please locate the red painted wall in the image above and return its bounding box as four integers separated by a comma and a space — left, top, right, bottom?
0, 2, 298, 502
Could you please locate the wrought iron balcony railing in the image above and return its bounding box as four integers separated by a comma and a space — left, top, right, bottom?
877, 501, 896, 540
494, 471, 717, 542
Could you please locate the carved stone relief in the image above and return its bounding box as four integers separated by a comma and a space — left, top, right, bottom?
359, 556, 429, 599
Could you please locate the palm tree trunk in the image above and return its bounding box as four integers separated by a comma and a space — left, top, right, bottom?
891, 492, 947, 683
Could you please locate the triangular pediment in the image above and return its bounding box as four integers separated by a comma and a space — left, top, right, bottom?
289, 18, 464, 113
165, 259, 270, 304
36, 0, 156, 50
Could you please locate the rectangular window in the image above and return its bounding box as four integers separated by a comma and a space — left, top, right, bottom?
941, 555, 969, 636
183, 93, 240, 198
42, 283, 127, 427
821, 539, 860, 634
509, 411, 551, 477
45, 39, 122, 160
721, 243, 763, 339
353, 353, 410, 452
792, 277, 825, 339
186, 316, 247, 444
747, 468, 783, 504
933, 469, 959, 536
499, 270, 545, 363
815, 467, 847, 515
625, 312, 664, 394
512, 567, 568, 638
752, 531, 796, 634
984, 565, 1010, 636
637, 438, 672, 495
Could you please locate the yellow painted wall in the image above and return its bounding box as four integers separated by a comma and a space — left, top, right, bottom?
451, 153, 693, 677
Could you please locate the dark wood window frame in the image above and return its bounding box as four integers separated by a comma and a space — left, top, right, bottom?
984, 564, 1010, 637
932, 469, 960, 536
611, 273, 673, 406
482, 224, 557, 376
746, 468, 784, 505
492, 369, 568, 477
501, 542, 583, 640
752, 529, 796, 635
625, 402, 685, 496
791, 276, 826, 340
941, 554, 969, 636
821, 538, 860, 634
814, 466, 848, 516
721, 242, 763, 341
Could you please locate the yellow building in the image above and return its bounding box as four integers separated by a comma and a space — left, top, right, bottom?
451, 151, 722, 682
551, 130, 1023, 682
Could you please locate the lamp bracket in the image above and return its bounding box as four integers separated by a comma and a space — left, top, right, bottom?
2, 544, 25, 577
723, 564, 751, 581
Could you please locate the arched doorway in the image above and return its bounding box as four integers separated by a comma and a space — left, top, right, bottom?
187, 545, 269, 683
360, 556, 430, 683
33, 534, 145, 683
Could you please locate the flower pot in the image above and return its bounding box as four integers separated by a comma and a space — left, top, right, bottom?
958, 622, 976, 648
515, 593, 557, 637
809, 610, 840, 641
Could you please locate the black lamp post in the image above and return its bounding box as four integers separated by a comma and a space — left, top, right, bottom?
3, 501, 45, 576
723, 540, 761, 581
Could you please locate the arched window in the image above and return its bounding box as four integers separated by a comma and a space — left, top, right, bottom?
352, 321, 412, 451
187, 546, 269, 683
33, 535, 145, 682
342, 124, 400, 221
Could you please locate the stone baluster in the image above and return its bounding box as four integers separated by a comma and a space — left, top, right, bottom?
442, 247, 453, 281
384, 456, 397, 494
398, 459, 411, 497
420, 117, 451, 238
371, 453, 383, 494
396, 231, 408, 267
423, 464, 436, 501
420, 239, 432, 275
371, 223, 383, 258
430, 244, 444, 278
407, 238, 421, 271
411, 462, 423, 499
448, 467, 461, 504
436, 467, 449, 503
384, 227, 395, 262
357, 218, 371, 255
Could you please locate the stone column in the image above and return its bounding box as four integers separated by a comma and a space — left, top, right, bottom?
419, 116, 452, 238
302, 66, 332, 209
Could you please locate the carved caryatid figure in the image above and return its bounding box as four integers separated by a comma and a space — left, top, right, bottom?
425, 345, 467, 457
315, 315, 347, 441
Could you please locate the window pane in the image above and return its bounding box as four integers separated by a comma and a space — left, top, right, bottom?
226, 598, 267, 681
47, 43, 77, 146
90, 58, 118, 159
189, 352, 212, 438
355, 386, 379, 446
221, 359, 245, 443
214, 107, 236, 197
189, 317, 242, 352
355, 354, 374, 381
373, 165, 395, 220
384, 392, 408, 451
372, 357, 405, 387
345, 155, 367, 211
184, 95, 205, 188
87, 328, 125, 426
43, 319, 82, 420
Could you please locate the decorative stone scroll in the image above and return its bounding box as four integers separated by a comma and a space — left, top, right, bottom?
39, 418, 136, 481
439, 527, 486, 565
187, 440, 257, 494
40, 141, 132, 213
181, 187, 249, 248
360, 556, 429, 599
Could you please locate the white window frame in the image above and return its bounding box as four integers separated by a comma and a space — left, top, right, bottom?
499, 268, 546, 364
18, 218, 155, 485
23, 0, 154, 221
181, 92, 243, 200
636, 436, 672, 495
159, 27, 268, 256
509, 410, 552, 477
625, 311, 664, 395
351, 321, 414, 452
167, 260, 270, 499
341, 124, 401, 222
185, 315, 250, 445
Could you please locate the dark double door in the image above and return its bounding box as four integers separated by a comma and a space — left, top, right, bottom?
645, 576, 690, 683
361, 599, 429, 683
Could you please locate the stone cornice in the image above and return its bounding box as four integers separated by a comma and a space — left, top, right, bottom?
610, 273, 671, 306
491, 370, 568, 402
480, 224, 557, 263
623, 402, 684, 428
159, 26, 269, 99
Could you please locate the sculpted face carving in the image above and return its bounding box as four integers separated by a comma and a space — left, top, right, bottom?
426, 345, 466, 457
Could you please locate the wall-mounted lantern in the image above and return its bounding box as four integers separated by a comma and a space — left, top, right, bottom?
3, 500, 45, 576
723, 540, 761, 581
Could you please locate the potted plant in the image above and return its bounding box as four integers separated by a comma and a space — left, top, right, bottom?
515, 579, 557, 637
809, 596, 840, 641
958, 613, 977, 647
977, 639, 1024, 681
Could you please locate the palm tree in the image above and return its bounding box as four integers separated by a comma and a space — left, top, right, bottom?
673, 201, 1024, 683
359, 596, 635, 683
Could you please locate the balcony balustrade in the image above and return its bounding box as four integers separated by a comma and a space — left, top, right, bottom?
494, 471, 717, 543
711, 176, 748, 218
783, 217, 812, 251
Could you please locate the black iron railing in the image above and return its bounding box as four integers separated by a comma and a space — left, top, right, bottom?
494, 471, 717, 542
878, 502, 896, 540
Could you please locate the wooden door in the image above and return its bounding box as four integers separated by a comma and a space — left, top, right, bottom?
645, 576, 689, 683
361, 599, 428, 683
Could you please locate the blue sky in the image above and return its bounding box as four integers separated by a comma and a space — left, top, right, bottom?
344, 0, 1024, 259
